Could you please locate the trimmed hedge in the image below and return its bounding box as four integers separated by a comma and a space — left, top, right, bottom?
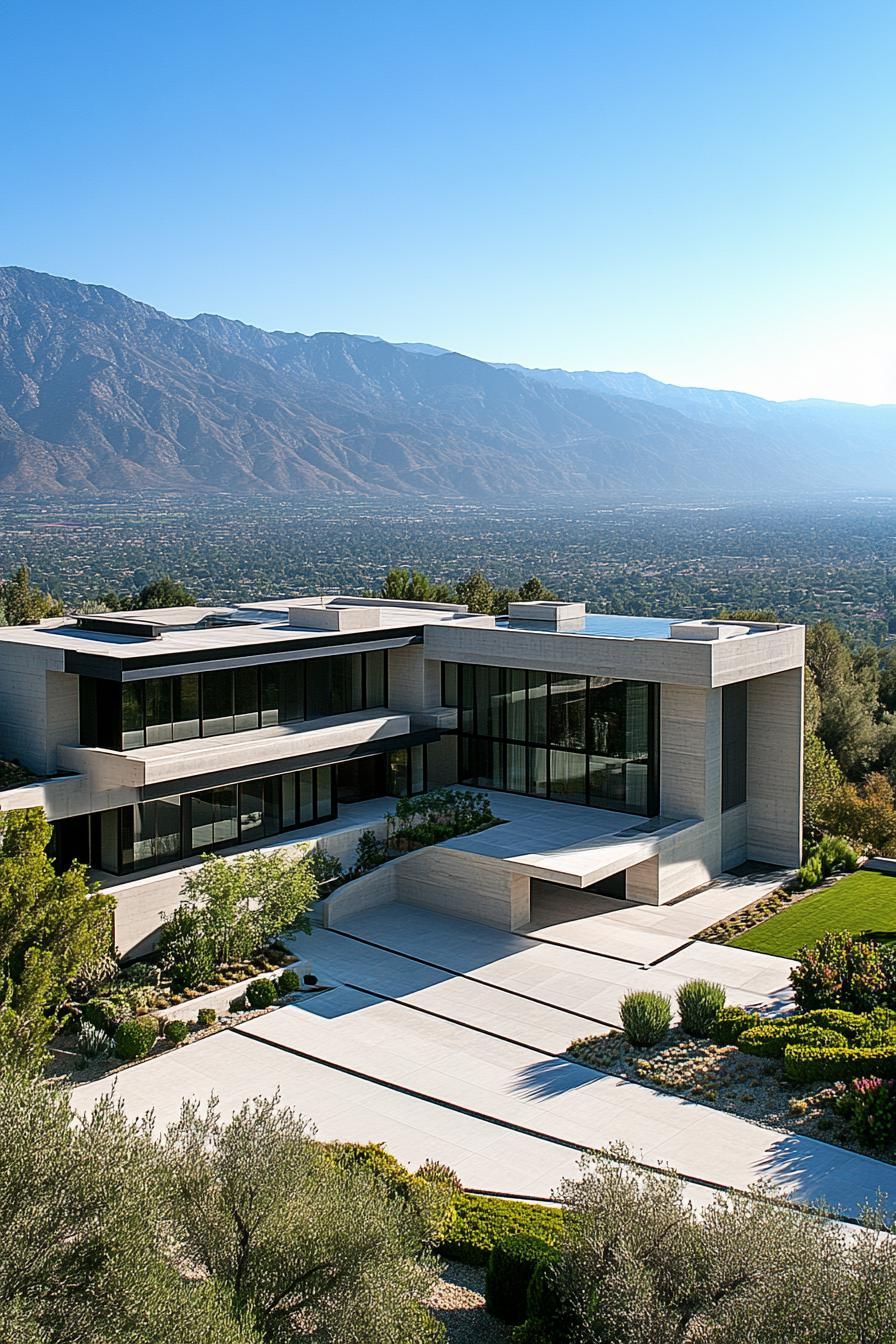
783, 1042, 896, 1083
437, 1193, 563, 1267
739, 1022, 847, 1059
278, 969, 302, 995
164, 1018, 189, 1045
485, 1234, 555, 1324
710, 1006, 760, 1045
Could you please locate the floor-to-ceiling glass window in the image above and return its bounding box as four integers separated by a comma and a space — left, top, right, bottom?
78, 651, 388, 750
445, 663, 657, 815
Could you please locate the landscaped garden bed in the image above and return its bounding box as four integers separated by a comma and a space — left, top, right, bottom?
568, 967, 896, 1163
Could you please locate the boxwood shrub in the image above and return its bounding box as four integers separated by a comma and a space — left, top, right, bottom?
114, 1016, 159, 1061
783, 1042, 896, 1083
246, 977, 278, 1010
196, 1007, 217, 1028
485, 1234, 556, 1324
710, 1006, 760, 1045
278, 968, 302, 995
437, 1193, 563, 1266
739, 1022, 848, 1059
164, 1018, 189, 1045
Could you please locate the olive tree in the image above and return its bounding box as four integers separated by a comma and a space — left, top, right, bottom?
162, 1094, 443, 1343
0, 1063, 259, 1344
547, 1145, 896, 1344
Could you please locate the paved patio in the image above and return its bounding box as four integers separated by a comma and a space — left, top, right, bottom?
75, 882, 896, 1219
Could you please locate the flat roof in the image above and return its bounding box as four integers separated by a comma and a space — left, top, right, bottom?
497, 613, 792, 640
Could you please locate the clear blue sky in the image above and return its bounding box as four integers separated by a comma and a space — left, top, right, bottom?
2, 0, 895, 402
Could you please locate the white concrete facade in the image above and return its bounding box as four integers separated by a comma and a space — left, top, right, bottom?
0, 597, 804, 951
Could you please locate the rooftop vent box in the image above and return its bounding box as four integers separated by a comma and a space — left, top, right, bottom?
669, 620, 751, 641
506, 601, 586, 626
288, 605, 381, 632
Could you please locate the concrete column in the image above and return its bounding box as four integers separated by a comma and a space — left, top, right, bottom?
746, 667, 804, 866
387, 647, 442, 711
659, 685, 722, 821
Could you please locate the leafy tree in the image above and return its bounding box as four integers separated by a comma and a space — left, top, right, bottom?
517, 576, 558, 603
135, 575, 197, 609
0, 1064, 260, 1344
163, 1094, 443, 1344
379, 568, 455, 604
0, 565, 63, 625
158, 850, 318, 989
0, 809, 115, 1068
548, 1145, 896, 1344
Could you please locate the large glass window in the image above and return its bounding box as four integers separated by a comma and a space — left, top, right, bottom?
446, 662, 658, 815
722, 682, 748, 811
79, 650, 389, 752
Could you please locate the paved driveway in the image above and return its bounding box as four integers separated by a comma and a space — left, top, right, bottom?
76, 887, 896, 1219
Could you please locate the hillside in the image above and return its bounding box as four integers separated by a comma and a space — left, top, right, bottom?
0, 266, 892, 498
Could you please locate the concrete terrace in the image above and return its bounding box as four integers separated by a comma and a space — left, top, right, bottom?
75, 879, 896, 1220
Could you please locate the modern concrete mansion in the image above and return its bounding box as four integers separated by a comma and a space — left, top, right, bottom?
0, 596, 804, 955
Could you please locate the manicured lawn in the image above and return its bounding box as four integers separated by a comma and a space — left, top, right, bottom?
727, 869, 896, 958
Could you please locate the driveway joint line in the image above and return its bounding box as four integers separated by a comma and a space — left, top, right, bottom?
338, 978, 617, 1053
322, 927, 621, 1029
226, 1023, 865, 1225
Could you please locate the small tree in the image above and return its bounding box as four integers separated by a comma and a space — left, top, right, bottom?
0, 565, 63, 625
550, 1145, 896, 1344
0, 1063, 260, 1344
162, 1094, 443, 1343
135, 576, 197, 609
158, 850, 318, 989
0, 808, 115, 1067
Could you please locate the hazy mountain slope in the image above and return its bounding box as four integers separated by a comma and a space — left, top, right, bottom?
497, 363, 896, 475
0, 266, 892, 498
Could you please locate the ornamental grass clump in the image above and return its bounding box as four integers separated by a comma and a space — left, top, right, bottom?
619, 990, 671, 1047
676, 979, 726, 1037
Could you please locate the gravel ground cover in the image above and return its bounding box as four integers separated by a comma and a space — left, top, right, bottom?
567, 1026, 892, 1160
427, 1263, 510, 1344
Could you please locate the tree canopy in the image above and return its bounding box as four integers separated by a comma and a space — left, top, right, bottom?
0, 565, 63, 626
0, 808, 115, 1068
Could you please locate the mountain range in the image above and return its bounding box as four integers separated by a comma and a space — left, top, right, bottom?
0, 265, 893, 499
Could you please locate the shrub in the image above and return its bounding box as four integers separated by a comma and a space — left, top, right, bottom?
277, 969, 301, 995
75, 1021, 113, 1060
437, 1193, 563, 1266
355, 828, 389, 872
305, 846, 343, 886
790, 931, 890, 1012
803, 1007, 869, 1039
844, 1076, 896, 1146
164, 1018, 189, 1045
619, 990, 671, 1046
739, 1021, 848, 1059
710, 1005, 760, 1045
326, 1142, 454, 1243
246, 977, 278, 1010
815, 834, 858, 877
113, 1016, 159, 1061
196, 1007, 217, 1028
783, 1041, 896, 1083
415, 1159, 463, 1192
228, 993, 247, 1013
525, 1255, 571, 1340
798, 854, 824, 889
676, 979, 726, 1037
485, 1234, 555, 1324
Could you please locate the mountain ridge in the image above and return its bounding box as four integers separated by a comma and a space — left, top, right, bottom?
0, 266, 893, 499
